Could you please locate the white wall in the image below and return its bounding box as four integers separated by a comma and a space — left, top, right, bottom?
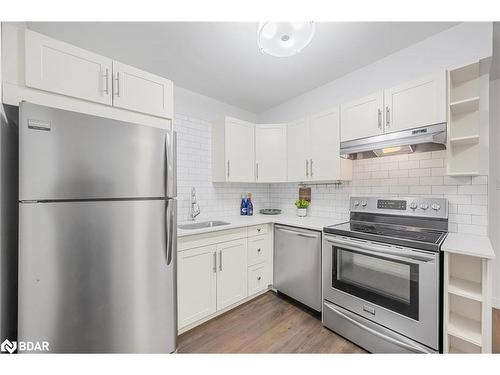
174, 86, 258, 125
259, 22, 493, 123
489, 79, 500, 309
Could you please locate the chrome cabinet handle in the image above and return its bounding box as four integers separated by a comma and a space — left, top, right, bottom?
213, 252, 217, 273
219, 251, 223, 271
310, 159, 313, 177
103, 68, 109, 95
113, 72, 121, 97
227, 160, 230, 178
377, 108, 382, 129
305, 160, 309, 177
386, 106, 390, 127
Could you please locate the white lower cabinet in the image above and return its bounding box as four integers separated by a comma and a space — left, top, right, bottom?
248, 263, 268, 295
177, 244, 217, 328
177, 225, 272, 331
216, 239, 248, 310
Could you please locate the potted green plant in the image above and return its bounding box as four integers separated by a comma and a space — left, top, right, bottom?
294, 199, 310, 217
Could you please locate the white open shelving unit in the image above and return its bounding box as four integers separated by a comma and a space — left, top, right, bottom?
443, 252, 492, 353
446, 62, 482, 176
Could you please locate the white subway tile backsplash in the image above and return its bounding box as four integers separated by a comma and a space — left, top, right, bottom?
176, 117, 488, 236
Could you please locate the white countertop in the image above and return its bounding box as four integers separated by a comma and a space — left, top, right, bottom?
441, 232, 495, 259
177, 214, 345, 237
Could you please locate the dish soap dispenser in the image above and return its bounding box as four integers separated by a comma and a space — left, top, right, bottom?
246, 193, 254, 216
240, 194, 247, 216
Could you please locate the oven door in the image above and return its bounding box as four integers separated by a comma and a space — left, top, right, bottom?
322, 234, 439, 350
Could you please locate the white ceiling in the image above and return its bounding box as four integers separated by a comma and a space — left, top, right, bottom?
27, 22, 458, 113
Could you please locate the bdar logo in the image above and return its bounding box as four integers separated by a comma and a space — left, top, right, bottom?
1, 339, 17, 354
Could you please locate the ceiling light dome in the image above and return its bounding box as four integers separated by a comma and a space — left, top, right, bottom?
257, 22, 315, 57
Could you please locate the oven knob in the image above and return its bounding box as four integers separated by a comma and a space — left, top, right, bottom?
410, 202, 418, 210
420, 203, 429, 210
361, 200, 367, 207
353, 201, 359, 207
431, 203, 441, 211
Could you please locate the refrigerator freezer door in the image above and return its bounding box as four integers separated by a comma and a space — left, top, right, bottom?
19, 102, 169, 201
18, 199, 177, 353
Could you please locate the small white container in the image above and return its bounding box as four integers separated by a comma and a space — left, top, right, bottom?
296, 208, 307, 217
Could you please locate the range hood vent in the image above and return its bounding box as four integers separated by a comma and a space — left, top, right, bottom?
340, 123, 447, 160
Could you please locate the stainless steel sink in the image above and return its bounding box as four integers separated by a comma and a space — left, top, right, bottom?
178, 220, 230, 230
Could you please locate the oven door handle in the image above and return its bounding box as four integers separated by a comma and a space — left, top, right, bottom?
323, 302, 434, 353
324, 235, 436, 263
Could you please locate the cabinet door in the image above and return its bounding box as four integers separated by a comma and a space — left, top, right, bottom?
309, 107, 342, 181
216, 239, 248, 310
247, 234, 268, 266
384, 71, 446, 133
25, 29, 112, 105
255, 124, 287, 182
225, 118, 255, 182
177, 245, 217, 328
248, 263, 268, 296
287, 118, 310, 182
112, 61, 173, 119
340, 91, 384, 142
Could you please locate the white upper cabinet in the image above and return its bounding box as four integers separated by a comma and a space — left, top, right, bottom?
383, 71, 446, 133
25, 29, 113, 106
340, 91, 384, 142
309, 107, 351, 182
213, 117, 255, 182
216, 239, 248, 310
286, 118, 310, 182
287, 109, 352, 183
112, 61, 173, 119
255, 124, 287, 182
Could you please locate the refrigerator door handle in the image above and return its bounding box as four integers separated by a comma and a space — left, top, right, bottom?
166, 199, 177, 266
165, 130, 177, 198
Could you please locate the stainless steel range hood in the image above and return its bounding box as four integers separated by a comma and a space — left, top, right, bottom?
340, 123, 447, 160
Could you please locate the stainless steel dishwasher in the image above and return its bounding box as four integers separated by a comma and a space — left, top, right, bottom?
274, 225, 322, 312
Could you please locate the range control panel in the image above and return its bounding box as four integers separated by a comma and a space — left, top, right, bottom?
377, 199, 407, 210
351, 197, 448, 219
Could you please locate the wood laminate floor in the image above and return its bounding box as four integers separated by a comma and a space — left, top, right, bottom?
178, 291, 366, 353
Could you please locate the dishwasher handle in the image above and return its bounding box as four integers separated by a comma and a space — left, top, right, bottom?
275, 226, 320, 239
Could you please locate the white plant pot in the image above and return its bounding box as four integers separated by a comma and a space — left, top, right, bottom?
296, 208, 307, 217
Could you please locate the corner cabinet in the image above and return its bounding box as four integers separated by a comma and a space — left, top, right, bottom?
287, 107, 352, 183
212, 117, 256, 182
255, 124, 287, 182
340, 71, 446, 142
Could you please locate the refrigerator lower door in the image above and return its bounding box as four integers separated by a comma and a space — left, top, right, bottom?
18, 199, 177, 353
19, 102, 171, 201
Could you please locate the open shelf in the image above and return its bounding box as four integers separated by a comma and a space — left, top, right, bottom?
447, 171, 480, 177
450, 97, 480, 114
449, 135, 480, 147
448, 335, 482, 354
448, 277, 482, 301
448, 313, 482, 347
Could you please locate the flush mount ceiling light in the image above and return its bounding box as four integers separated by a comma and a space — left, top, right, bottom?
257, 22, 315, 57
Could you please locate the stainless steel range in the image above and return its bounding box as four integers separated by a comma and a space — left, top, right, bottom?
322, 196, 448, 353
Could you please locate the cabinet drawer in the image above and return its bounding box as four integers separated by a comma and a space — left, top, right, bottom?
248, 263, 268, 296
247, 234, 267, 266
247, 224, 269, 237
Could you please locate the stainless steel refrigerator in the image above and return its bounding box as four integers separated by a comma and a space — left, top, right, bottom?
17, 102, 177, 353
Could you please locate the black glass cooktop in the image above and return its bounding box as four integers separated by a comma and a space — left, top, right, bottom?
324, 221, 448, 251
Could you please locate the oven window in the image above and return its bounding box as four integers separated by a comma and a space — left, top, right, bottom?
332, 247, 419, 320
